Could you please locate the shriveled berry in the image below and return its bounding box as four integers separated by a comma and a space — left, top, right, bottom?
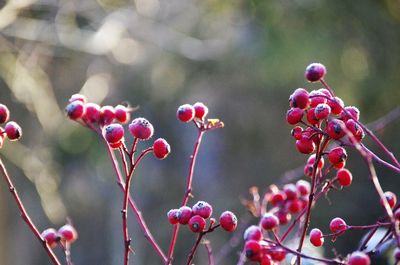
115, 105, 130, 124
309, 90, 328, 108
84, 103, 101, 123
243, 225, 262, 241
305, 63, 327, 82
309, 228, 324, 247
314, 103, 331, 120
327, 119, 346, 139
329, 217, 347, 234
103, 124, 124, 144
296, 137, 316, 154
192, 201, 213, 219
167, 209, 180, 224
296, 180, 311, 196
178, 206, 192, 225
219, 211, 238, 232
286, 108, 304, 125
380, 191, 397, 209
328, 96, 344, 115
69, 94, 86, 103
193, 102, 208, 120
337, 168, 353, 187
153, 138, 171, 159
100, 105, 115, 125
41, 228, 59, 248
348, 251, 370, 265
177, 104, 195, 123
0, 104, 10, 124
244, 240, 261, 261
58, 224, 78, 243
66, 101, 85, 120
188, 215, 206, 233
5, 121, 22, 141
340, 106, 360, 122
291, 126, 303, 140
289, 88, 310, 109
129, 118, 154, 140
328, 147, 347, 166
261, 213, 279, 230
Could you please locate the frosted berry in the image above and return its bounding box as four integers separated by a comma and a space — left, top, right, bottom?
305, 63, 327, 82
192, 201, 213, 219
276, 210, 291, 225
328, 96, 344, 115
327, 119, 346, 140
304, 164, 314, 177
306, 108, 319, 125
380, 191, 397, 208
286, 108, 304, 125
270, 191, 286, 206
177, 104, 195, 123
340, 106, 360, 122
309, 90, 328, 107
346, 119, 364, 142
219, 211, 238, 232
167, 209, 180, 224
328, 147, 347, 167
243, 225, 262, 241
289, 88, 310, 109
337, 168, 353, 187
296, 180, 311, 196
69, 94, 86, 103
178, 206, 192, 225
283, 183, 298, 200
291, 126, 303, 140
103, 124, 124, 144
153, 138, 171, 159
348, 251, 370, 265
41, 228, 59, 248
5, 121, 22, 141
66, 101, 85, 120
84, 103, 101, 123
58, 224, 78, 243
0, 104, 10, 124
129, 118, 154, 140
244, 240, 261, 261
314, 103, 331, 120
296, 137, 316, 154
193, 102, 208, 120
261, 213, 279, 230
188, 215, 206, 233
309, 228, 324, 247
115, 105, 130, 124
100, 105, 115, 125
287, 199, 302, 214
329, 217, 347, 234
307, 154, 324, 169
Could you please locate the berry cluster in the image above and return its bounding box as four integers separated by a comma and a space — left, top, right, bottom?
0, 104, 23, 147
41, 224, 78, 249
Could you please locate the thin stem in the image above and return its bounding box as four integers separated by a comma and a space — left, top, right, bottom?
203, 240, 215, 265
0, 158, 62, 265
185, 225, 220, 265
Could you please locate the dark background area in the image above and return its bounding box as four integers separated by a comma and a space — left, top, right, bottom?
0, 0, 399, 264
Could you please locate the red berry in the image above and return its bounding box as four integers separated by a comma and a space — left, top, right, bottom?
287, 199, 302, 214
276, 210, 291, 225
177, 206, 192, 225
307, 154, 324, 169
129, 118, 154, 140
340, 106, 360, 122
268, 247, 286, 262
188, 215, 206, 233
380, 191, 397, 208
346, 119, 364, 142
286, 108, 304, 125
0, 104, 10, 124
314, 103, 331, 120
304, 164, 314, 177
329, 217, 347, 234
309, 90, 328, 108
291, 126, 303, 140
289, 88, 310, 109
261, 213, 279, 230
103, 124, 124, 144
219, 211, 238, 232
69, 94, 86, 103
337, 168, 353, 187
115, 105, 130, 124
348, 251, 370, 265
283, 183, 298, 200
193, 102, 208, 120
327, 119, 346, 140
306, 108, 319, 125
177, 104, 195, 123
244, 240, 261, 261
66, 101, 85, 120
41, 228, 59, 248
260, 253, 273, 265
328, 96, 344, 115
58, 224, 78, 243
167, 209, 180, 224
270, 191, 287, 206
100, 105, 116, 125
84, 103, 101, 123
153, 138, 171, 159
243, 225, 262, 241
309, 228, 324, 247
296, 137, 316, 154
305, 63, 327, 82
296, 180, 311, 196
192, 201, 213, 219
5, 121, 22, 141
328, 147, 347, 166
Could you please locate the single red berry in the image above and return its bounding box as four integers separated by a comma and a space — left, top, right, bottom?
153, 138, 171, 159
219, 211, 238, 232
291, 126, 303, 140
177, 104, 195, 123
129, 118, 154, 140
260, 253, 273, 265
58, 224, 78, 243
380, 191, 397, 209
193, 102, 208, 120
337, 168, 353, 187
346, 119, 364, 142
84, 103, 101, 123
328, 96, 344, 115
177, 206, 192, 225
276, 210, 291, 225
296, 137, 316, 154
318, 88, 332, 98
69, 94, 87, 103
100, 105, 116, 125
309, 228, 324, 247
244, 240, 261, 261
286, 199, 302, 214
286, 108, 304, 125
314, 103, 331, 120
340, 106, 360, 122
192, 201, 213, 219
103, 124, 124, 144
309, 90, 328, 108
0, 104, 10, 124
167, 209, 180, 224
305, 63, 327, 82
327, 119, 346, 140
296, 180, 311, 196
328, 147, 348, 166
306, 108, 320, 125
307, 154, 324, 169
270, 191, 287, 206
348, 251, 370, 265
289, 88, 310, 109
329, 217, 347, 234
41, 228, 59, 248
115, 105, 130, 124
303, 164, 314, 177
243, 225, 262, 241
66, 101, 85, 120
188, 215, 206, 233
283, 183, 298, 200
5, 121, 22, 141
261, 213, 279, 230
267, 247, 286, 262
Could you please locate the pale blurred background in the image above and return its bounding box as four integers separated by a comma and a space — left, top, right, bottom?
0, 0, 399, 264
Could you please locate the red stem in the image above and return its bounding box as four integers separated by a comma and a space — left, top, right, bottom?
0, 158, 62, 265
185, 224, 220, 265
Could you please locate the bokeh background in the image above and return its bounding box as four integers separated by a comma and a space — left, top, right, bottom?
0, 0, 399, 264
